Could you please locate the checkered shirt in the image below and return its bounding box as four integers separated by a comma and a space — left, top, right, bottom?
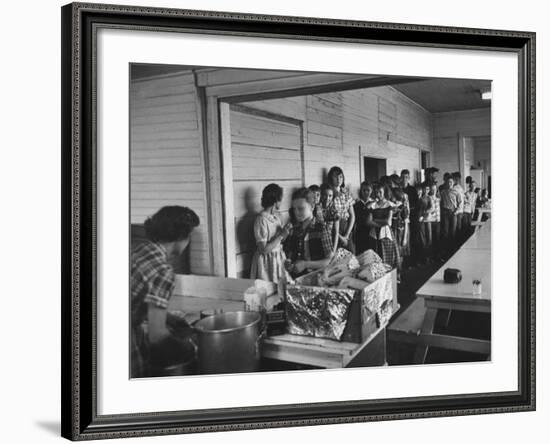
131, 241, 175, 327
284, 220, 333, 262
332, 188, 354, 221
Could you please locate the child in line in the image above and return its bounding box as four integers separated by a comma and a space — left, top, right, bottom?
417, 182, 433, 263
250, 183, 292, 282
391, 188, 410, 267
320, 183, 340, 255
428, 182, 441, 256
308, 184, 323, 223
367, 184, 400, 270
463, 180, 478, 235
440, 174, 462, 250
353, 181, 376, 255
452, 171, 465, 237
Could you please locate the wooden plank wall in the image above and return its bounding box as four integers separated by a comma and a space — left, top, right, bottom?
243, 85, 433, 197
130, 73, 435, 279
130, 72, 211, 274
432, 108, 491, 180
229, 108, 302, 277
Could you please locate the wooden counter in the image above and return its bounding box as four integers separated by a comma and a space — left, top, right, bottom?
170, 273, 394, 369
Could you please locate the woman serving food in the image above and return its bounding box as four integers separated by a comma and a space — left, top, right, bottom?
130, 205, 200, 378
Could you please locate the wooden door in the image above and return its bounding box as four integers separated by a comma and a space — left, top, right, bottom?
229, 105, 303, 278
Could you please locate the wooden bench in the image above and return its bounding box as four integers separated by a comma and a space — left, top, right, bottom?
387, 297, 490, 364
387, 297, 427, 343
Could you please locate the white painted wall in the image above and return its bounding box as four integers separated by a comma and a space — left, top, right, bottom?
130, 72, 211, 274
433, 108, 491, 181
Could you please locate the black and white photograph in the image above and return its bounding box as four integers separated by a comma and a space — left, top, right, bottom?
129, 64, 492, 378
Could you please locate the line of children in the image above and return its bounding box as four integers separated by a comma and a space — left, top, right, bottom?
249, 165, 489, 281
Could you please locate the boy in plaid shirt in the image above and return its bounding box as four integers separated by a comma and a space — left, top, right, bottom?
283, 187, 333, 277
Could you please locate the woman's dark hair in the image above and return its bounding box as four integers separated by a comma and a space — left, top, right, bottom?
327, 166, 345, 188
261, 183, 283, 209
291, 187, 315, 206
144, 206, 200, 243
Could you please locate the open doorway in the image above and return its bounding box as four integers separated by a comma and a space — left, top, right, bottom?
364, 156, 387, 184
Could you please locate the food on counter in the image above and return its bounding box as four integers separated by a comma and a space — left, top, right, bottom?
337, 276, 370, 291
356, 249, 383, 267
329, 247, 356, 266
356, 261, 391, 283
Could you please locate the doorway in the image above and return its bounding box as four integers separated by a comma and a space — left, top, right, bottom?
227, 104, 304, 278
364, 156, 387, 184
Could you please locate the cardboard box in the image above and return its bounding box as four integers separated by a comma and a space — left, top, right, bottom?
288, 269, 398, 343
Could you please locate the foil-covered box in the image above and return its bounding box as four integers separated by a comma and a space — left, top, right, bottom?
285, 269, 398, 342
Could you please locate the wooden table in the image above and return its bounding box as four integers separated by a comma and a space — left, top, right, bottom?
471, 207, 491, 227
462, 218, 491, 250
412, 222, 491, 363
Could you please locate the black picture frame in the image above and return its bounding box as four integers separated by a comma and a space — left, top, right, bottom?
61, 2, 536, 440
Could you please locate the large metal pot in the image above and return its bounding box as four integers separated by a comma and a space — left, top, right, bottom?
194, 311, 262, 374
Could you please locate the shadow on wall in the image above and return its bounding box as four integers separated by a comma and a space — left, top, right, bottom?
235, 187, 261, 278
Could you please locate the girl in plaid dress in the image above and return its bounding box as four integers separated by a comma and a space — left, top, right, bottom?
320, 183, 340, 254
367, 184, 400, 270
327, 166, 356, 253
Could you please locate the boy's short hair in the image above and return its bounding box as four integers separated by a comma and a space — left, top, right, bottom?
291, 187, 315, 206
320, 183, 332, 194
400, 169, 410, 176
308, 184, 321, 193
